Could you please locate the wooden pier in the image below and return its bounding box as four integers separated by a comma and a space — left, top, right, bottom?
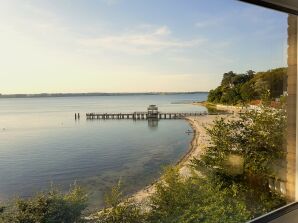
86, 111, 207, 120
84, 105, 209, 120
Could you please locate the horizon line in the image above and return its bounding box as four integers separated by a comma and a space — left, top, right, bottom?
0, 91, 209, 99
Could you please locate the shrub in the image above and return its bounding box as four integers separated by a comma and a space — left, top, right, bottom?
0, 184, 87, 223
91, 182, 146, 223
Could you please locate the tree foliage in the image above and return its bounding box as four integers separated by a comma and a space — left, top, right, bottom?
194, 106, 286, 179
0, 184, 87, 223
91, 182, 146, 223
191, 105, 286, 219
148, 167, 251, 223
92, 168, 252, 223
92, 153, 285, 223
208, 68, 287, 105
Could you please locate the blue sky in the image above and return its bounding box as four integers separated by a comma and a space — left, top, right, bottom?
0, 0, 287, 93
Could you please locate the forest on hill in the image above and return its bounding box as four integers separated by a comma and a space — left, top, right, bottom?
207, 68, 287, 105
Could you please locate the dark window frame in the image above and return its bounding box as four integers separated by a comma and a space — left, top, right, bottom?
238, 0, 298, 15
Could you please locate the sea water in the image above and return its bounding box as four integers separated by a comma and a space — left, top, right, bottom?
0, 93, 207, 208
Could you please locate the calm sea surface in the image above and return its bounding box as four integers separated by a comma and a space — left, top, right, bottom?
0, 93, 207, 208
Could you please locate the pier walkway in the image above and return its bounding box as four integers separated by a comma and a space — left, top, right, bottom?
86, 111, 207, 120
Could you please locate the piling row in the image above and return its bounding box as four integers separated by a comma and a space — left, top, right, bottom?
85, 111, 207, 120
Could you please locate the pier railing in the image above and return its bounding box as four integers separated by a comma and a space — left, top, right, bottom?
85, 111, 208, 120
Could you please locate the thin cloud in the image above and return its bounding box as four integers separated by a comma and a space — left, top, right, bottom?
78, 26, 205, 54
195, 18, 223, 28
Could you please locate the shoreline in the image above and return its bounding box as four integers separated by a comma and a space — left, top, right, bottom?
176, 118, 198, 167
89, 113, 233, 218
131, 114, 226, 205
193, 101, 248, 113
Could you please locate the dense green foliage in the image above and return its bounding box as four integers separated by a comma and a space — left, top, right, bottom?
92, 167, 285, 223
192, 105, 286, 218
194, 106, 286, 178
90, 168, 252, 223
147, 167, 251, 223
91, 182, 146, 223
208, 68, 287, 105
0, 184, 87, 223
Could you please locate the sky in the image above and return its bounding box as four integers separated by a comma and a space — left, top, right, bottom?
0, 0, 288, 94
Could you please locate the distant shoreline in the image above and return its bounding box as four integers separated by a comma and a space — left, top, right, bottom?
0, 91, 208, 99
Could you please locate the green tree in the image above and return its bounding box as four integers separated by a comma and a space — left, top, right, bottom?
252, 68, 287, 99
92, 182, 146, 223
240, 81, 257, 102
207, 87, 222, 103
221, 71, 237, 88
220, 86, 242, 105
194, 106, 286, 179
0, 184, 87, 223
207, 67, 286, 105
148, 167, 251, 223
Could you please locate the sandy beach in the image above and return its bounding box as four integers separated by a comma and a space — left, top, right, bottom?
193, 101, 248, 113
131, 114, 228, 206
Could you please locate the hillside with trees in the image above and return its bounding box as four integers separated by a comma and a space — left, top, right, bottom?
207, 68, 287, 105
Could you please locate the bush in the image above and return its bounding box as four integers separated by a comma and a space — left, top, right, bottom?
0, 184, 87, 223
91, 182, 146, 223
194, 105, 286, 178
148, 167, 251, 223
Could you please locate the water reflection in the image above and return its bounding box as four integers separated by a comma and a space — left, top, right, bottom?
148, 119, 158, 129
